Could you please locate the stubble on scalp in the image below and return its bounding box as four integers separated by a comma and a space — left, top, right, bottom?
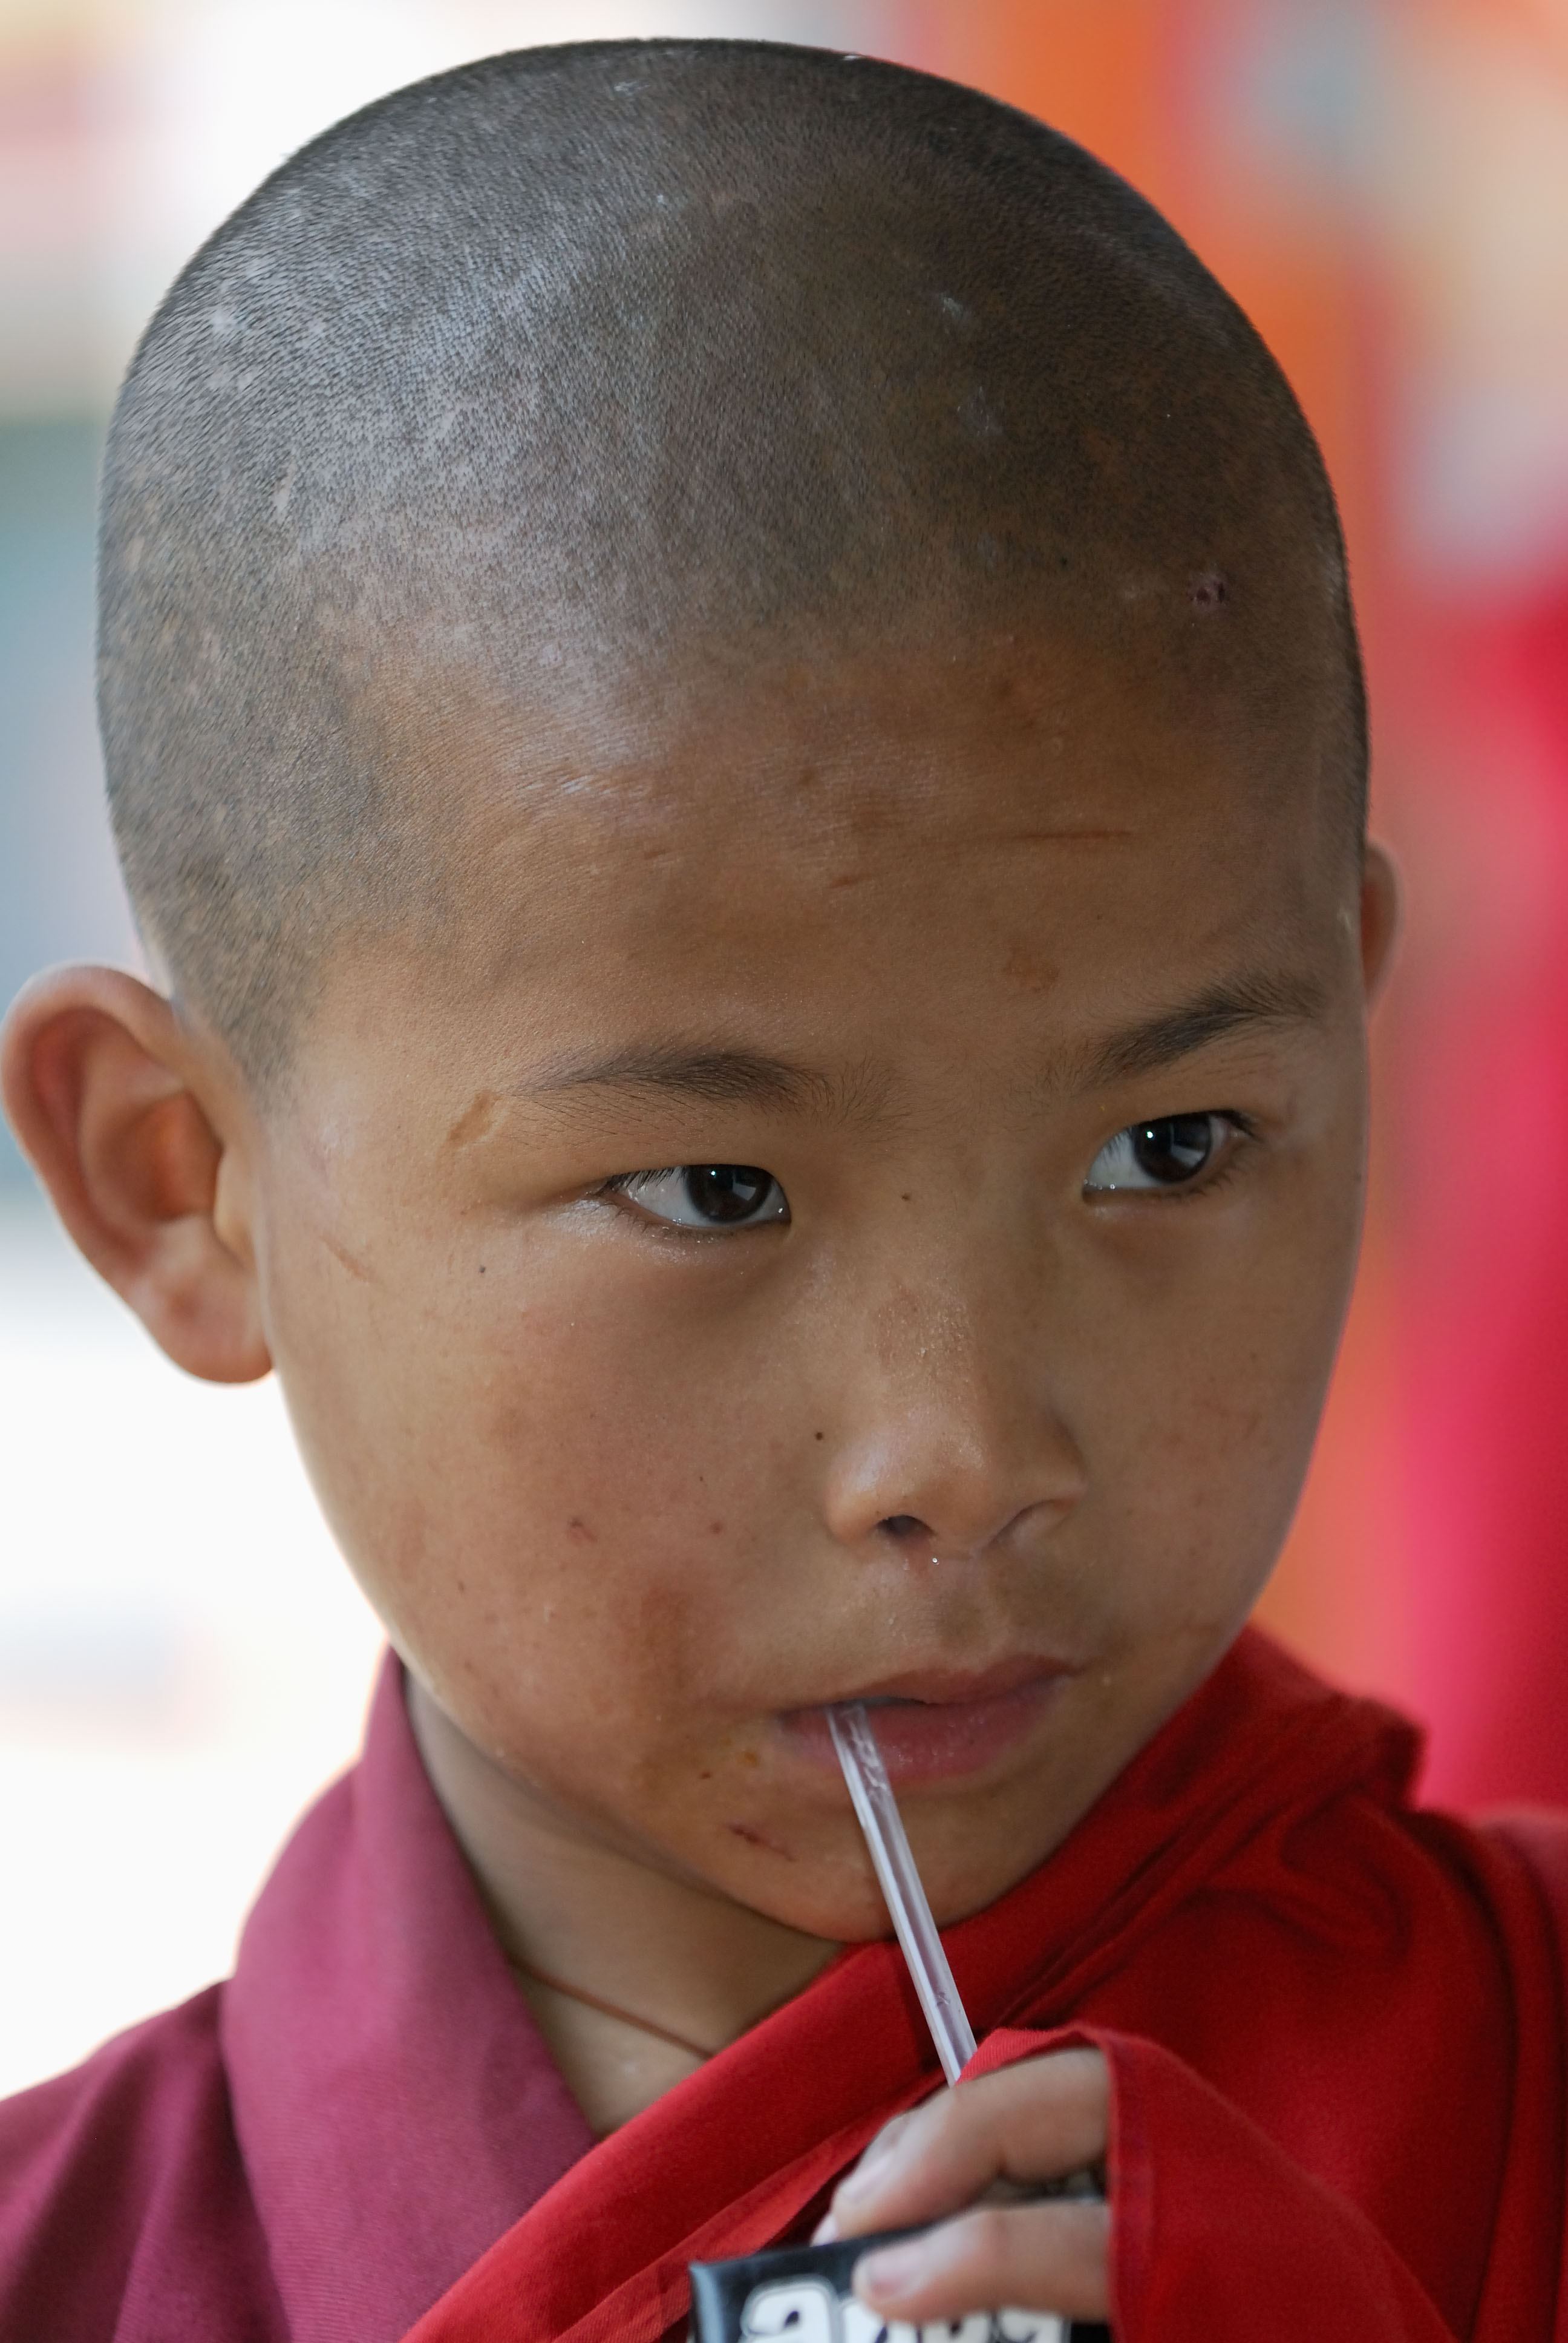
99, 39, 1366, 1090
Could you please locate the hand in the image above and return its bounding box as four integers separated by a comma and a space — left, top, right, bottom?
814, 2050, 1112, 2328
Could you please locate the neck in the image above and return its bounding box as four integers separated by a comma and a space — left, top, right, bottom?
408, 1680, 838, 2133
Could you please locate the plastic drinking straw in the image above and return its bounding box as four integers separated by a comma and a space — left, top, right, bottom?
829, 1701, 978, 2085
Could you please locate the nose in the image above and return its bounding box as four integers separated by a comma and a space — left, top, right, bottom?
820, 1282, 1088, 1560
825, 1414, 1086, 1559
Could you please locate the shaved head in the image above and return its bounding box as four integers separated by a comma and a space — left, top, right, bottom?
100, 38, 1365, 1086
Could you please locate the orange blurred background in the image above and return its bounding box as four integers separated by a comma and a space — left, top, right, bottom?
900, 0, 1568, 1809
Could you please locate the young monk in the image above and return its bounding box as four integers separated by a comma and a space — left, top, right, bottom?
1, 36, 1563, 2343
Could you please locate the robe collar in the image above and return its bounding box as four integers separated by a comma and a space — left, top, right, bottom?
220, 1633, 1417, 2343
402, 1631, 1420, 2343
221, 1654, 595, 2343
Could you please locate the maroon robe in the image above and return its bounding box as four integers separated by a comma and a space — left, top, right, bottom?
0, 1655, 593, 2341
1, 1635, 1564, 2342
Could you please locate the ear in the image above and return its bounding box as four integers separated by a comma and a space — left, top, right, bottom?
1, 966, 272, 1383
1360, 841, 1401, 1008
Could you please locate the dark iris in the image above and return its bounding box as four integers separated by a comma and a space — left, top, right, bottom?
682, 1164, 776, 1224
1131, 1115, 1217, 1184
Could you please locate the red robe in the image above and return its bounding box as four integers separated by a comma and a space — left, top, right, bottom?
1, 1634, 1563, 2342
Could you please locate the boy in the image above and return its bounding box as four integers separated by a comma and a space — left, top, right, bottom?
1, 35, 1563, 2343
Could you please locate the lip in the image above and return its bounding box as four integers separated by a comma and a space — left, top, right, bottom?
776, 1658, 1074, 1789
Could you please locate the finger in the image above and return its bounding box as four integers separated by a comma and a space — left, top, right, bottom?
825, 2051, 1108, 2239
855, 2200, 1112, 2327
812, 2109, 920, 2240
855, 2108, 919, 2177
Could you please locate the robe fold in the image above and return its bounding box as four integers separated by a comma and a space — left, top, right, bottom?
1, 1631, 1564, 2342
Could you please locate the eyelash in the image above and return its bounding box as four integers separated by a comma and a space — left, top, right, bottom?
1178, 1118, 1253, 1199
1091, 1111, 1258, 1204
594, 1111, 1260, 1230
595, 1165, 791, 1235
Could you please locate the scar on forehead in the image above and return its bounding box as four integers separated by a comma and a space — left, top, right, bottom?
447, 1090, 502, 1147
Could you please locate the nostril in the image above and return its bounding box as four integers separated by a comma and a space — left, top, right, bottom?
878, 1514, 932, 1541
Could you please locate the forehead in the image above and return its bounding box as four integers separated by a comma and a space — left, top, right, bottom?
400, 628, 1348, 1016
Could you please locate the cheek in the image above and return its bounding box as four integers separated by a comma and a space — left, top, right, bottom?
1071, 1152, 1362, 1649
260, 1220, 807, 1752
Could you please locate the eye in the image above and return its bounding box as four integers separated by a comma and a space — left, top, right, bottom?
604, 1164, 790, 1230
1084, 1113, 1236, 1194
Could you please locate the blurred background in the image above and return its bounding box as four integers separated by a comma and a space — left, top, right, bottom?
2, 0, 1566, 2098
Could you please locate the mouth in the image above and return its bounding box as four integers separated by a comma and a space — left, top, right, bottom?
775, 1657, 1074, 1789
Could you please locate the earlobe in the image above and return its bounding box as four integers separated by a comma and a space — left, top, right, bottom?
0, 966, 272, 1384
1360, 843, 1401, 1008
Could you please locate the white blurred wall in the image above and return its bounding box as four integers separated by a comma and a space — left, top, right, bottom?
0, 1190, 384, 2097
3, 0, 895, 417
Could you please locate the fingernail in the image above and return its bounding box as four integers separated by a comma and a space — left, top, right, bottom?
855, 2241, 929, 2305
811, 2212, 839, 2244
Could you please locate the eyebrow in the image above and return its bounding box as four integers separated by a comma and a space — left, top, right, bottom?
524, 971, 1328, 1121
528, 1043, 863, 1118
1062, 970, 1330, 1093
